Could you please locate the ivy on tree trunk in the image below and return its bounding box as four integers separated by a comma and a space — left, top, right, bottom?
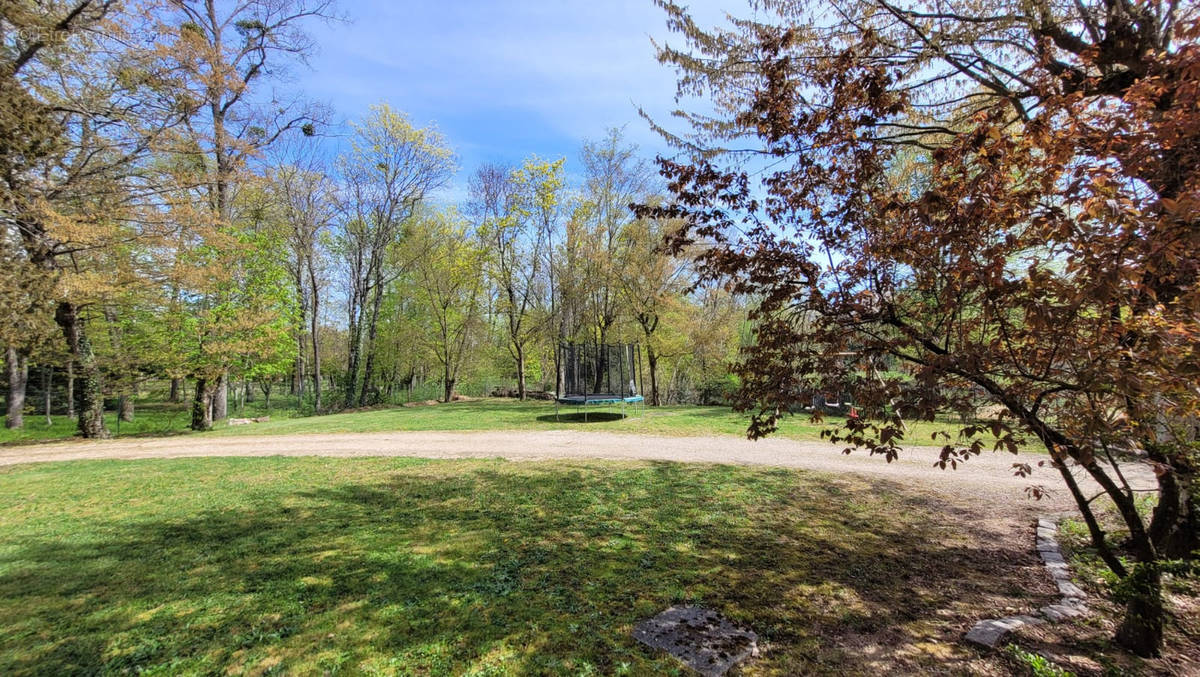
55, 302, 108, 439
5, 346, 27, 430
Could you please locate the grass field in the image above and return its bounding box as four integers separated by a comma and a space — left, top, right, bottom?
1, 397, 1014, 451
0, 456, 1023, 675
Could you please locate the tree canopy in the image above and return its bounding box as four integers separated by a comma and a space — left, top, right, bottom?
644, 0, 1198, 656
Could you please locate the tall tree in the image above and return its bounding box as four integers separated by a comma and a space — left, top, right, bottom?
468, 163, 521, 392
337, 103, 454, 407
160, 0, 336, 424
617, 210, 689, 406
2, 0, 186, 438
646, 0, 1199, 656
409, 209, 486, 403
577, 130, 653, 351
173, 180, 299, 430
470, 157, 563, 400
515, 158, 568, 396
269, 145, 336, 412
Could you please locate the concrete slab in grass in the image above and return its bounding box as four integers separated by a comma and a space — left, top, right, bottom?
634, 606, 758, 676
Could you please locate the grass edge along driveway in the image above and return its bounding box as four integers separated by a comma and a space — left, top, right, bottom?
0, 398, 1018, 451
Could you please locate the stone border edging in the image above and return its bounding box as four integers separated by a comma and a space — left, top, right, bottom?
964, 516, 1091, 647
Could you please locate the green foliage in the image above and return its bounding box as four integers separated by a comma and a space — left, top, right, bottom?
169, 186, 299, 385
227, 221, 300, 384
0, 249, 56, 356
1003, 644, 1076, 677
407, 208, 488, 400
337, 103, 457, 406
696, 372, 739, 406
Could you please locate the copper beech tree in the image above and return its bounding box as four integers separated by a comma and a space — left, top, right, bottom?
643, 0, 1198, 657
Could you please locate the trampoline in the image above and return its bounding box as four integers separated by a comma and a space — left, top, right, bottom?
555, 342, 645, 421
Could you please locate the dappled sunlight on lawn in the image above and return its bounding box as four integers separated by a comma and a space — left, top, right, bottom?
0, 457, 1038, 674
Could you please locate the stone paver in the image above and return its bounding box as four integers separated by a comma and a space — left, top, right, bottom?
964, 515, 1091, 648
634, 606, 758, 676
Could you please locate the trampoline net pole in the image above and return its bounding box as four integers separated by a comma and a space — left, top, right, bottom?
635, 343, 644, 402
562, 343, 569, 397
555, 342, 645, 415
618, 344, 626, 397
602, 343, 609, 395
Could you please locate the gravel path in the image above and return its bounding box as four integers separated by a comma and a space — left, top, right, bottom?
0, 430, 1154, 509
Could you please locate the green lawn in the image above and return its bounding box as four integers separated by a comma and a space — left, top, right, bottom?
2, 397, 1014, 450
0, 396, 273, 445
0, 457, 1017, 675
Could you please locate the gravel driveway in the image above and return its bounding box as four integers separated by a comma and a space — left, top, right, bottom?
0, 429, 1154, 511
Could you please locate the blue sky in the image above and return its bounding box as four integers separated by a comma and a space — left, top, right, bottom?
295, 0, 731, 198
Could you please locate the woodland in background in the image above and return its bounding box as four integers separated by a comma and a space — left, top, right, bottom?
1, 1, 745, 438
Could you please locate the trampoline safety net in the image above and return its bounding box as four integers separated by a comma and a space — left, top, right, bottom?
559, 342, 642, 401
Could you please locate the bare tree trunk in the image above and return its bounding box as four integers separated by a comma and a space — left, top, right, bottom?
43, 365, 52, 425
594, 325, 609, 393
5, 347, 27, 429
168, 376, 181, 403
66, 360, 75, 419
308, 261, 322, 413
310, 320, 321, 411
345, 293, 362, 408
102, 305, 135, 425
213, 371, 228, 420
556, 355, 564, 397
291, 262, 306, 398
55, 302, 108, 438
191, 377, 214, 431
647, 345, 660, 407
516, 343, 527, 400
359, 267, 386, 407
1115, 563, 1164, 657
1147, 448, 1199, 559
345, 338, 360, 406
443, 363, 455, 403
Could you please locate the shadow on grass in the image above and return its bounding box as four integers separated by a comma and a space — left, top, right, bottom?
0, 426, 198, 448
664, 406, 743, 418
0, 461, 1037, 675
535, 412, 628, 424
